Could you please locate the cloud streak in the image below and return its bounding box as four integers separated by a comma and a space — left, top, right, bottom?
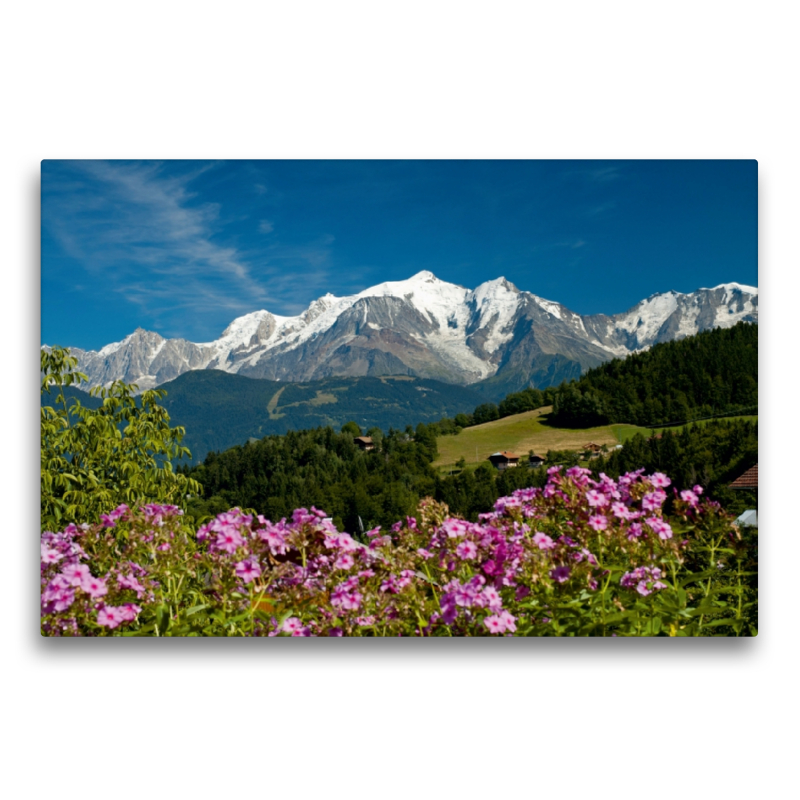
42, 161, 337, 338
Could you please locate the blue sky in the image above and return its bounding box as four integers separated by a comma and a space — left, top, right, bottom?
41, 159, 757, 350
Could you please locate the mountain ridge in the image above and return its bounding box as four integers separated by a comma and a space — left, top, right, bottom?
47, 272, 758, 393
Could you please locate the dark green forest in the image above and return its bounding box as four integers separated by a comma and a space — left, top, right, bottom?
549, 322, 757, 427
179, 416, 757, 532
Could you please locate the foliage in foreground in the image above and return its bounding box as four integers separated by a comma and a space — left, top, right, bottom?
41, 347, 201, 530
41, 467, 756, 637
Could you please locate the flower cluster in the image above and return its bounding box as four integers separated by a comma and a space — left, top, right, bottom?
42, 468, 733, 637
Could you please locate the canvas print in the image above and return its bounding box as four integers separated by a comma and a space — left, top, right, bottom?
40, 160, 758, 636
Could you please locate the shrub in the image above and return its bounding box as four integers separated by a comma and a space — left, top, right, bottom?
41, 346, 202, 530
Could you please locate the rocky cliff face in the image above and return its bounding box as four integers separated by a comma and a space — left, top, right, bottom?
52, 272, 758, 392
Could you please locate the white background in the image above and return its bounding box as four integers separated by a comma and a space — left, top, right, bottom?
3, 2, 795, 798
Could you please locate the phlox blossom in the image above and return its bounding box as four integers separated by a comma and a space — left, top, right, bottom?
335, 554, 355, 570
61, 563, 91, 587
532, 531, 556, 550
235, 558, 262, 584
550, 566, 571, 584
456, 541, 478, 560
588, 515, 608, 532
41, 546, 62, 565
80, 575, 108, 599
649, 472, 671, 488
680, 490, 699, 507
215, 528, 245, 554
481, 586, 503, 611
586, 490, 609, 508
97, 606, 125, 629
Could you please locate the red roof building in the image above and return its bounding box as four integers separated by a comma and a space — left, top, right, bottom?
488, 451, 520, 470
729, 464, 758, 489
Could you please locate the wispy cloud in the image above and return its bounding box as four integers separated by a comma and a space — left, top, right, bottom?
585, 201, 617, 217
42, 161, 337, 338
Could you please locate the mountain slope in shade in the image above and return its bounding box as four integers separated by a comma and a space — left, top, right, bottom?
51, 272, 758, 393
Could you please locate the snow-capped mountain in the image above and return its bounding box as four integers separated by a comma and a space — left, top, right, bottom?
53, 272, 758, 394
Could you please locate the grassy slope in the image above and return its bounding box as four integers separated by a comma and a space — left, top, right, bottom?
433, 408, 759, 473
433, 406, 651, 470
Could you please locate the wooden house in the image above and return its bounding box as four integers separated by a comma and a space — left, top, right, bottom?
488, 451, 520, 470
528, 453, 545, 467
354, 436, 375, 452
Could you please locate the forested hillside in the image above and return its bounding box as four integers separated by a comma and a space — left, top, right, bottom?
550, 321, 757, 427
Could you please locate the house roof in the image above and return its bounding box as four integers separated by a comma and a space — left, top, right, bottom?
735, 509, 758, 527
528, 453, 544, 459
489, 451, 519, 460
729, 463, 758, 489
582, 442, 602, 450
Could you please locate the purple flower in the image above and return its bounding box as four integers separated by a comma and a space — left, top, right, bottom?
550, 566, 571, 584
234, 557, 262, 584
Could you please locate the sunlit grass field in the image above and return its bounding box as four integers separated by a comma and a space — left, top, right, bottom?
433, 407, 649, 471
433, 408, 759, 473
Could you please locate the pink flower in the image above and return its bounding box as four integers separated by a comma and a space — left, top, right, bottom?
117, 573, 145, 597
97, 606, 124, 629
680, 490, 699, 507
215, 528, 245, 554
118, 604, 141, 622
334, 554, 355, 570
456, 541, 478, 560
41, 546, 63, 565
650, 472, 671, 488
441, 518, 467, 539
499, 610, 517, 633
484, 615, 506, 634
532, 531, 556, 550
80, 575, 108, 598
234, 558, 262, 584
282, 617, 304, 634
586, 490, 609, 508
588, 515, 608, 532
642, 490, 666, 512
61, 563, 91, 587
481, 586, 503, 611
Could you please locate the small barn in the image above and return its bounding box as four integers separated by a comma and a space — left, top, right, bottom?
488, 451, 520, 470
354, 436, 375, 452
528, 453, 545, 467
582, 442, 603, 453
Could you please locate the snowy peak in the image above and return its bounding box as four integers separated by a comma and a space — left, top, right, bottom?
58, 275, 757, 392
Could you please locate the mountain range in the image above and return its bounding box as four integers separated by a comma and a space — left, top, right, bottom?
50, 272, 758, 397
